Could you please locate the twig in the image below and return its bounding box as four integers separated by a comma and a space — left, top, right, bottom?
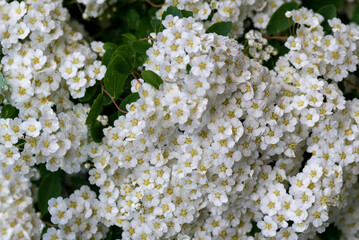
132, 73, 143, 85
288, 18, 292, 35
143, 0, 165, 8
100, 81, 128, 114
140, 37, 157, 42
42, 221, 58, 228
19, 137, 39, 141
344, 79, 359, 92
263, 36, 288, 41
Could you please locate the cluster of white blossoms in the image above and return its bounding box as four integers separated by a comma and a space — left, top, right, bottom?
0, 168, 43, 239
62, 9, 359, 239
43, 186, 109, 240
245, 30, 277, 63
0, 0, 106, 174
157, 0, 301, 37
76, 0, 116, 19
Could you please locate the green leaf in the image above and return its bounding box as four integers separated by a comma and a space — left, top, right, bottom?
186, 64, 191, 74
317, 4, 336, 19
102, 43, 117, 67
151, 19, 164, 34
37, 172, 62, 216
90, 120, 104, 143
121, 33, 136, 41
266, 2, 300, 34
0, 104, 19, 119
78, 83, 100, 103
120, 92, 140, 112
132, 40, 152, 54
113, 44, 135, 60
86, 93, 103, 125
111, 54, 131, 74
318, 224, 341, 240
205, 22, 233, 36
141, 70, 163, 89
181, 10, 193, 18
126, 8, 140, 30
352, 4, 359, 25
134, 53, 148, 67
104, 56, 128, 101
162, 6, 183, 20
317, 4, 337, 33
303, 0, 343, 11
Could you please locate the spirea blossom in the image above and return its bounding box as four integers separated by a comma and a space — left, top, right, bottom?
157, 0, 301, 37
0, 168, 43, 239
0, 0, 106, 174
66, 11, 359, 239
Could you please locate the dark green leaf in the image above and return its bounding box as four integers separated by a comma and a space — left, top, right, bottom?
38, 172, 62, 216
126, 8, 140, 30
302, 0, 343, 11
181, 10, 193, 18
134, 53, 148, 67
162, 6, 183, 20
317, 4, 337, 33
141, 70, 163, 89
318, 224, 341, 240
186, 64, 191, 74
104, 55, 128, 101
266, 2, 300, 34
112, 45, 135, 64
120, 92, 140, 112
137, 16, 154, 38
317, 4, 336, 20
0, 104, 18, 119
86, 93, 103, 125
206, 22, 233, 36
151, 19, 164, 34
90, 120, 104, 143
352, 4, 359, 25
102, 43, 117, 67
111, 54, 131, 74
78, 84, 100, 103
132, 40, 152, 54
121, 33, 136, 41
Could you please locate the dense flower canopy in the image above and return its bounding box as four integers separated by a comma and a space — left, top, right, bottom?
1, 0, 359, 240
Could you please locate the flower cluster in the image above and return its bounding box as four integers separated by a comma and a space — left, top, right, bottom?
75, 10, 359, 239
43, 186, 108, 240
157, 0, 301, 37
245, 29, 277, 63
76, 0, 116, 19
0, 168, 42, 239
0, 0, 105, 174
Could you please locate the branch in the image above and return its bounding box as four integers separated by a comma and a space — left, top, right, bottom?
100, 81, 128, 114
132, 73, 143, 85
42, 221, 58, 228
140, 37, 157, 42
19, 137, 39, 141
264, 36, 288, 41
344, 79, 359, 92
143, 0, 165, 8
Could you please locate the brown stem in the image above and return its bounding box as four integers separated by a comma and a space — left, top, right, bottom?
140, 37, 157, 42
100, 81, 128, 114
264, 36, 288, 41
143, 0, 165, 8
19, 137, 39, 141
132, 73, 143, 85
344, 79, 359, 92
42, 221, 58, 228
